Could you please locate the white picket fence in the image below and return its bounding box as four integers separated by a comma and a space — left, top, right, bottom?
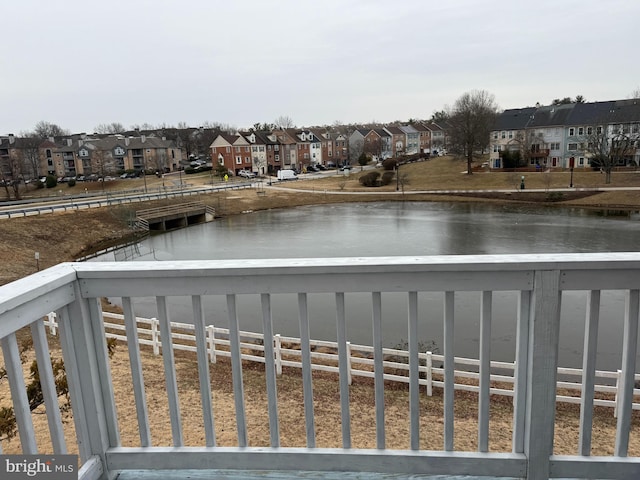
45, 311, 640, 415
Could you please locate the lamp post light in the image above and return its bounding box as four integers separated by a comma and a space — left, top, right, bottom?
569, 156, 575, 188
396, 160, 400, 191
142, 168, 148, 194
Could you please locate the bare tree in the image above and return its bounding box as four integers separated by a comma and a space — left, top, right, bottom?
274, 115, 295, 129
586, 124, 638, 184
16, 135, 42, 180
94, 122, 125, 134
447, 90, 499, 174
630, 87, 640, 99
0, 153, 24, 200
430, 109, 449, 124
91, 150, 116, 189
201, 121, 236, 133
33, 121, 69, 139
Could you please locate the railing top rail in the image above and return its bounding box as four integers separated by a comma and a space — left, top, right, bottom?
68, 252, 640, 278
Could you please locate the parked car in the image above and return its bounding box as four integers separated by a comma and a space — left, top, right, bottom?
306, 165, 320, 173
339, 165, 352, 171
238, 170, 257, 178
315, 164, 327, 171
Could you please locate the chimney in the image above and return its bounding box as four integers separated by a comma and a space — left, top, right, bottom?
66, 138, 72, 146
78, 139, 84, 147
125, 137, 130, 146
141, 135, 146, 143
48, 136, 54, 143
8, 133, 15, 144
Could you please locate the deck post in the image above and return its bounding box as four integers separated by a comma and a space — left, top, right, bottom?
523, 270, 561, 480
60, 281, 116, 480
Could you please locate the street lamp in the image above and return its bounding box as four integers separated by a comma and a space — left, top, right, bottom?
396, 159, 400, 191
569, 156, 575, 188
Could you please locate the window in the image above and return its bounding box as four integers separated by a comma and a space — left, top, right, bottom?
274, 154, 280, 161
235, 147, 240, 152
508, 131, 513, 139
245, 146, 250, 152
245, 157, 250, 163
569, 128, 575, 136
596, 126, 603, 135
550, 142, 560, 150
567, 143, 578, 151
226, 146, 231, 153
578, 127, 584, 135
235, 156, 242, 164
259, 146, 265, 152
46, 149, 52, 158
304, 153, 309, 159
586, 127, 593, 135
493, 132, 498, 139
579, 157, 585, 166
501, 131, 506, 139
493, 144, 499, 152
252, 146, 258, 152
274, 145, 279, 151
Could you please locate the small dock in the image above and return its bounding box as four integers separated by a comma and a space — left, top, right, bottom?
134, 202, 215, 231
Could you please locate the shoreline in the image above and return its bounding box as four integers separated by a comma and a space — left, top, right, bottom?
3, 180, 640, 285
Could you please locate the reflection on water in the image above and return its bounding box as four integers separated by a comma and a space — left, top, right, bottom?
95, 202, 640, 371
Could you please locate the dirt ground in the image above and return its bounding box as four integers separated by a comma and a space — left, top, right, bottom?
1, 156, 640, 456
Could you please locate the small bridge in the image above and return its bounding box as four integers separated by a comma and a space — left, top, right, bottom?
134, 202, 215, 231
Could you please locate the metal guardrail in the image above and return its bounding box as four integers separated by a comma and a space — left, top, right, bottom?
0, 184, 250, 219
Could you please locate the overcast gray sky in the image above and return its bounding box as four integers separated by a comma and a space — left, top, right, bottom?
3, 0, 638, 135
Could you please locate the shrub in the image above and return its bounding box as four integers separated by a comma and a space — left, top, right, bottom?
358, 171, 380, 187
67, 178, 76, 187
45, 175, 57, 188
382, 158, 397, 171
184, 167, 197, 174
380, 171, 395, 186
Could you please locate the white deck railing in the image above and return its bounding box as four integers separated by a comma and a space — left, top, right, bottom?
43, 311, 640, 414
1, 254, 640, 480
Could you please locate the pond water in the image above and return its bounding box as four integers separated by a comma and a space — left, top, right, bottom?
96, 201, 640, 371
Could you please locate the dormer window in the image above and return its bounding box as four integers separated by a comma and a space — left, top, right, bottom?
114, 146, 125, 156
79, 148, 88, 157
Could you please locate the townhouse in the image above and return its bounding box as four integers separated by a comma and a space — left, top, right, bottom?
211, 133, 253, 175
491, 99, 640, 169
398, 125, 420, 155
489, 107, 537, 168
412, 123, 431, 155
424, 123, 446, 152
363, 129, 392, 160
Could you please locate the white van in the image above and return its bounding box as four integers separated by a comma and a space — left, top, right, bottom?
277, 169, 297, 181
